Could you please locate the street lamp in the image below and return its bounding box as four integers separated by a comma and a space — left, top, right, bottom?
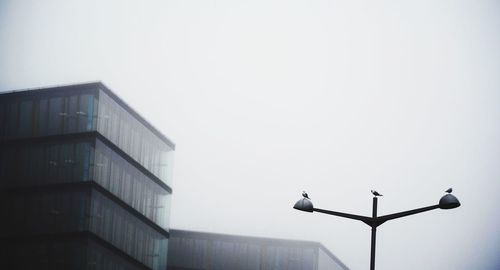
293, 191, 460, 270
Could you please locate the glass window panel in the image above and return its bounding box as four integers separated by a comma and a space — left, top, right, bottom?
46, 144, 59, 181
78, 94, 95, 131
0, 190, 88, 235
37, 98, 49, 136
96, 90, 174, 186
75, 142, 91, 181
93, 139, 171, 229
64, 95, 78, 133
87, 239, 145, 270
25, 147, 37, 183
89, 190, 168, 270
5, 101, 18, 137
0, 191, 154, 270
2, 90, 97, 138
0, 140, 93, 188
0, 240, 93, 270
0, 100, 5, 138
19, 100, 33, 137
59, 143, 75, 182
0, 149, 5, 181
48, 96, 63, 135
109, 99, 120, 143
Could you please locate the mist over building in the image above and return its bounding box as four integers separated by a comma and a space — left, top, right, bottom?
0, 82, 349, 270
167, 229, 349, 270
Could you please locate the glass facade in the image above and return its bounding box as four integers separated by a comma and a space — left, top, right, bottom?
90, 190, 168, 270
94, 139, 171, 229
0, 90, 97, 139
0, 87, 174, 186
0, 140, 93, 187
0, 190, 88, 235
0, 138, 171, 230
0, 232, 151, 270
96, 90, 174, 186
167, 231, 349, 270
0, 188, 167, 270
263, 246, 316, 270
86, 240, 149, 270
0, 82, 175, 270
1, 239, 90, 270
169, 237, 316, 270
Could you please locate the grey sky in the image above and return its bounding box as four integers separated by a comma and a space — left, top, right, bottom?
1, 0, 499, 269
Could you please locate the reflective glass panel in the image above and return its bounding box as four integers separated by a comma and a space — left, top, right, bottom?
97, 90, 174, 186
36, 98, 49, 136
94, 139, 171, 229
0, 140, 94, 187
0, 189, 167, 270
48, 96, 63, 135
89, 190, 168, 270
0, 138, 171, 229
19, 100, 33, 136
0, 90, 98, 139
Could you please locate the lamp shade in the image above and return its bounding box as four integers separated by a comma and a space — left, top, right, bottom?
293, 198, 314, 212
439, 194, 461, 209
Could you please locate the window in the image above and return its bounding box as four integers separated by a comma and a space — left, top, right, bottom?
48, 97, 63, 135
19, 100, 33, 136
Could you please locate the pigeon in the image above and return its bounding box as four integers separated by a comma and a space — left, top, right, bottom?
302, 191, 310, 199
445, 188, 453, 193
371, 190, 383, 197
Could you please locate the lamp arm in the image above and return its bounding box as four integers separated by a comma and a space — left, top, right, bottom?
375, 204, 440, 226
313, 208, 373, 226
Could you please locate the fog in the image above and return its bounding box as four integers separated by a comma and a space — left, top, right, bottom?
1, 0, 499, 269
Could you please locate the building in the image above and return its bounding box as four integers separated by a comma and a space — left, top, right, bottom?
167, 230, 349, 270
0, 82, 175, 270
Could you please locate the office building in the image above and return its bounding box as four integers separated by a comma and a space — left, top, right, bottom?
0, 82, 175, 270
167, 230, 349, 270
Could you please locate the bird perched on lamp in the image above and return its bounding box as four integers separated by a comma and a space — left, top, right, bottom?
302, 191, 310, 199
371, 190, 383, 197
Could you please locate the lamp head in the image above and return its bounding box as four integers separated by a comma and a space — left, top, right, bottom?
293, 198, 314, 212
439, 193, 461, 209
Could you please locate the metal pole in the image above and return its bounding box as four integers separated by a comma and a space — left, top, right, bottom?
294, 192, 460, 270
370, 197, 378, 270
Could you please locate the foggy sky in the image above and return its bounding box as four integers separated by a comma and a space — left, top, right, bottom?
1, 0, 500, 269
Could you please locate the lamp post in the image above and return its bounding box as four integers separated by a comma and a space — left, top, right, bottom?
293, 191, 460, 270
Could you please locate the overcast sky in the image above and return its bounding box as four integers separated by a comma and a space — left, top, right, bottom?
1, 0, 500, 269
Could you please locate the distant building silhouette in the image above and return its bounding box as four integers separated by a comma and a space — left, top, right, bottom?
168, 230, 349, 270
0, 82, 175, 270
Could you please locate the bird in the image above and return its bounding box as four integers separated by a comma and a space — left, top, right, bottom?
302, 191, 310, 199
371, 190, 383, 197
445, 188, 453, 193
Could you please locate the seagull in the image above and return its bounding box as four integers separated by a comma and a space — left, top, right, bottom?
302, 191, 310, 199
445, 188, 453, 193
371, 190, 383, 197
